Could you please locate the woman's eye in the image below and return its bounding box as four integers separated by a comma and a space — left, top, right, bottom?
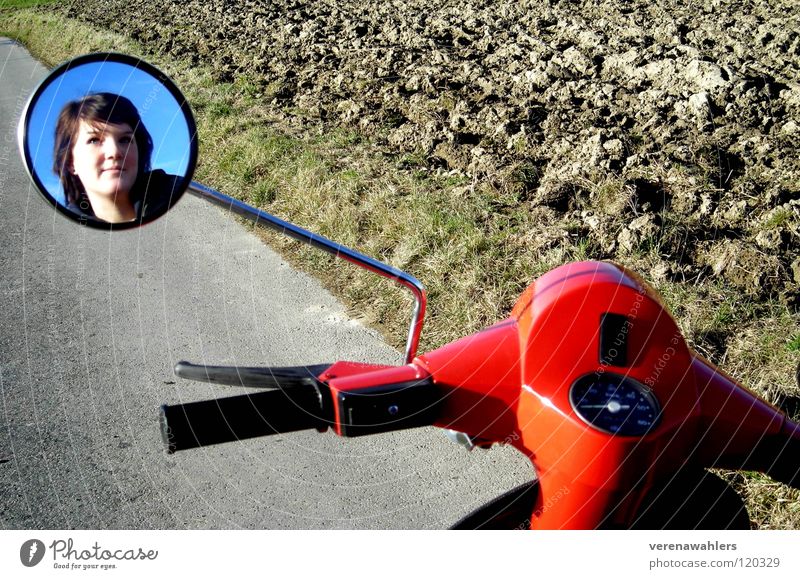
87, 137, 100, 144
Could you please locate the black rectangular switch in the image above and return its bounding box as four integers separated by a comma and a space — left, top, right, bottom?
599, 313, 631, 367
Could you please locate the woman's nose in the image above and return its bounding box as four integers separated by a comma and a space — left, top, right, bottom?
103, 138, 123, 158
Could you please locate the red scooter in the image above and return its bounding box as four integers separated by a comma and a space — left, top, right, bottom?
19, 53, 800, 530
161, 256, 800, 530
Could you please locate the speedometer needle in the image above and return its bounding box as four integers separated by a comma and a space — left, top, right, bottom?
581, 403, 631, 412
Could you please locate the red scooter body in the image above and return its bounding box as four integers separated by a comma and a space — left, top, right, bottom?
308, 261, 800, 529
162, 260, 799, 529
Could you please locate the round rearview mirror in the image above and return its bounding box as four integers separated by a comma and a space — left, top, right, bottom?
18, 53, 197, 229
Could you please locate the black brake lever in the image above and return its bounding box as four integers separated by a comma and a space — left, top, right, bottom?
174, 361, 332, 388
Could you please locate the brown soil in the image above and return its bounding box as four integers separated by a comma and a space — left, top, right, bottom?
59, 0, 800, 304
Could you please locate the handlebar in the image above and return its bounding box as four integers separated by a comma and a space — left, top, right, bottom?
759, 421, 800, 489
162, 362, 440, 452
691, 356, 800, 491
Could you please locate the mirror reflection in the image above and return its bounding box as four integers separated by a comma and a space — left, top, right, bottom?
19, 53, 197, 228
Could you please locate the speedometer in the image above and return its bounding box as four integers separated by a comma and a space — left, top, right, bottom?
569, 373, 661, 436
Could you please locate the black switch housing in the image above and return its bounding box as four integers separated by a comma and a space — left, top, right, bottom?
599, 313, 631, 367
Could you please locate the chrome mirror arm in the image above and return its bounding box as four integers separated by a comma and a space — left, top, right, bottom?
187, 181, 426, 364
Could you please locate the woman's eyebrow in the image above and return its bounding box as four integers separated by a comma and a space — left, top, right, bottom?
84, 125, 134, 136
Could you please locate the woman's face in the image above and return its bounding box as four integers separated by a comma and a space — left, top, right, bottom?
70, 120, 139, 200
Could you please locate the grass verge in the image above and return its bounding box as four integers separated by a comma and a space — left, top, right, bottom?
0, 0, 57, 9
2, 6, 798, 529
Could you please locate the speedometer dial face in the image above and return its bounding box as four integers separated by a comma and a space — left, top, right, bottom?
569, 373, 661, 436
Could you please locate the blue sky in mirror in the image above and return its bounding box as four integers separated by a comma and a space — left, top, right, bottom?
27, 60, 192, 205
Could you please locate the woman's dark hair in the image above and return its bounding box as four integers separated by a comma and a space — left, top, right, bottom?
53, 92, 153, 214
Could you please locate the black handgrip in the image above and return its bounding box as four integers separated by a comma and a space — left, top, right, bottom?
160, 385, 331, 453
174, 361, 331, 388
763, 423, 800, 489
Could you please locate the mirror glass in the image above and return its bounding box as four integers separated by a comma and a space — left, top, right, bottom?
18, 53, 197, 229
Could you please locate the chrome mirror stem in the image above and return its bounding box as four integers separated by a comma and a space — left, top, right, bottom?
187, 181, 426, 364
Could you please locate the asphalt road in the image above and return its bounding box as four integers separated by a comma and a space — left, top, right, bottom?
0, 39, 532, 529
